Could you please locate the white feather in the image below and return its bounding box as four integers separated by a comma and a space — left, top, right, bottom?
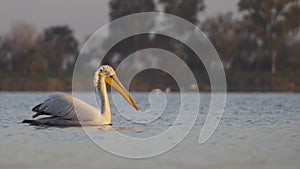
35, 93, 101, 121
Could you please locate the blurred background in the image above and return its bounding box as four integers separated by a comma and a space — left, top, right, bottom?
0, 0, 299, 92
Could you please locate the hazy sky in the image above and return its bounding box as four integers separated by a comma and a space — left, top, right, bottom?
0, 0, 239, 42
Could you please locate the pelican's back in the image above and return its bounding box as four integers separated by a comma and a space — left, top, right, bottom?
23, 93, 103, 126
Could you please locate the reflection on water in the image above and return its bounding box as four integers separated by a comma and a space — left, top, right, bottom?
0, 92, 300, 169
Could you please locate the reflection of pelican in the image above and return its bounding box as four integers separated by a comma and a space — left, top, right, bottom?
22, 65, 139, 126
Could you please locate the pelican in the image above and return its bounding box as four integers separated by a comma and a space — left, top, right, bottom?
22, 65, 139, 126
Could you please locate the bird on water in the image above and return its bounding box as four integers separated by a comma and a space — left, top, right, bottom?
22, 65, 139, 126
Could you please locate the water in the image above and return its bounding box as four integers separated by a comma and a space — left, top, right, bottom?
0, 92, 300, 169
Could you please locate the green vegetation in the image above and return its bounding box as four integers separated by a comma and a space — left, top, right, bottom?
0, 0, 299, 92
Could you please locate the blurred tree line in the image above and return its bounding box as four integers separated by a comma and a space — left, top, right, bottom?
0, 0, 299, 91
0, 22, 78, 76
102, 0, 300, 92
0, 21, 78, 90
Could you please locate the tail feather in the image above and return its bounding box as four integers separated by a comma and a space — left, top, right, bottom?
22, 119, 43, 125
32, 103, 51, 118
32, 112, 51, 118
32, 103, 42, 112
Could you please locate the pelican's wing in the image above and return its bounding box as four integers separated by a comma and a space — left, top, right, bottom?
32, 93, 100, 121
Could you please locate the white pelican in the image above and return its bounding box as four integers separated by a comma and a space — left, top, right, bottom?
22, 65, 139, 126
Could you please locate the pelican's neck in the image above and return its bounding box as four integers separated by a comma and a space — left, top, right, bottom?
97, 76, 111, 124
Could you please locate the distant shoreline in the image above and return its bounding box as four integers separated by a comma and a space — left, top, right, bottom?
0, 75, 299, 92
1, 70, 299, 92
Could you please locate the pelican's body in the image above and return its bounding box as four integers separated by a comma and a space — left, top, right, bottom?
22, 65, 139, 126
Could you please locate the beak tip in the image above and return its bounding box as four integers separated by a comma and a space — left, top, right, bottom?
134, 105, 139, 111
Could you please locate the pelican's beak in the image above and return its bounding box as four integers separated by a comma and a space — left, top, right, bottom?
105, 75, 139, 111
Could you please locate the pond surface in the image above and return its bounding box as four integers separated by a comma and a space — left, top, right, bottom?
0, 92, 299, 169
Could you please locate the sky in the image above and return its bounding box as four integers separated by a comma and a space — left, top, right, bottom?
0, 0, 239, 42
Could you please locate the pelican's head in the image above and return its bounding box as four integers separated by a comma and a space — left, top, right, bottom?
95, 65, 139, 111
97, 65, 116, 77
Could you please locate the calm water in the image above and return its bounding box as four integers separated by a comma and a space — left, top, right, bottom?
0, 92, 300, 169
